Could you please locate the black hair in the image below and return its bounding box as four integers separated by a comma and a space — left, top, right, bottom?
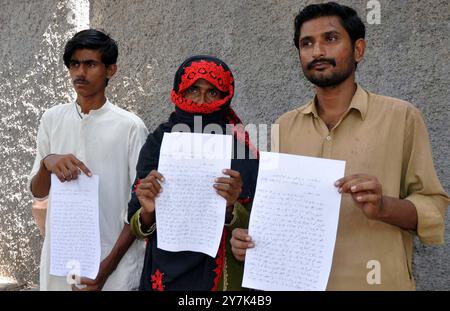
293, 2, 366, 50
63, 29, 118, 86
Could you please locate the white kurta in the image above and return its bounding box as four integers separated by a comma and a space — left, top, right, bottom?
29, 100, 148, 290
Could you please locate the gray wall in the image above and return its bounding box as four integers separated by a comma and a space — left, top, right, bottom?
1, 0, 448, 290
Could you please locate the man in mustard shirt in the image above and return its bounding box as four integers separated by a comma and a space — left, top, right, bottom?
230, 2, 449, 290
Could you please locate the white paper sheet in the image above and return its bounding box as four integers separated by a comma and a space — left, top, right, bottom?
242, 152, 345, 291
49, 174, 100, 280
156, 132, 232, 257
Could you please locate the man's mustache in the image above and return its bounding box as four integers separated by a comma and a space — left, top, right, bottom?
73, 79, 89, 84
307, 58, 336, 70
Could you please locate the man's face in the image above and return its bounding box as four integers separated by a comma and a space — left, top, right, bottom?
182, 79, 226, 104
298, 16, 357, 88
68, 49, 112, 97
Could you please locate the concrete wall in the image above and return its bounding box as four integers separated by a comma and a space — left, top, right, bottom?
1, 0, 448, 289
0, 0, 89, 287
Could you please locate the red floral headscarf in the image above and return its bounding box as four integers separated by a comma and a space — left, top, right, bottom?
170, 56, 234, 114
170, 55, 259, 159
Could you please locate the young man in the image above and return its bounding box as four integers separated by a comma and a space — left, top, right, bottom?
231, 2, 449, 290
29, 29, 148, 290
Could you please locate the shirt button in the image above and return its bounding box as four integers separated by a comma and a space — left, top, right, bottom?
326, 136, 332, 141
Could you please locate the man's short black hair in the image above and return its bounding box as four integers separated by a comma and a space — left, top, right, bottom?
293, 2, 366, 50
63, 29, 118, 68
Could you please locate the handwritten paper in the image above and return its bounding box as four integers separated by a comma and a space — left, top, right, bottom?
156, 132, 232, 257
242, 152, 345, 291
49, 174, 100, 280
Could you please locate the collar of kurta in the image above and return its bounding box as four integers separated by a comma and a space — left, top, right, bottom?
74, 99, 112, 119
300, 84, 368, 121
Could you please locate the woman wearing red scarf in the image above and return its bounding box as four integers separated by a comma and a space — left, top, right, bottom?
128, 55, 258, 290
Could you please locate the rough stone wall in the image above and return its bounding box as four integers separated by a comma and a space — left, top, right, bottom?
1, 0, 448, 289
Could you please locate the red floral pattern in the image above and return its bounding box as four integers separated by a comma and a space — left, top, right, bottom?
178, 60, 233, 94
211, 228, 227, 291
237, 197, 252, 205
133, 178, 141, 192
151, 269, 165, 291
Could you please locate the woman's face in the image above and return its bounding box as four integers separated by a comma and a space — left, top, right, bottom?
182, 79, 226, 104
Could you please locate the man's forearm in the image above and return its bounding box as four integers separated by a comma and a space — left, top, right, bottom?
85, 223, 136, 290
377, 196, 418, 231
30, 160, 51, 198
104, 223, 136, 270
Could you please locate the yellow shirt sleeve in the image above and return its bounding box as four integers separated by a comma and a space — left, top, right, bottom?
402, 108, 449, 245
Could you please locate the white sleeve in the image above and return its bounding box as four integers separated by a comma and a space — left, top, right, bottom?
27, 111, 51, 200
124, 119, 148, 224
